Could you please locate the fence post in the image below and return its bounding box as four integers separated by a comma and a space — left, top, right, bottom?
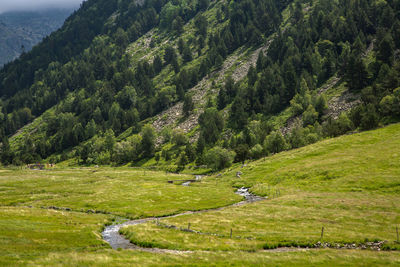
321, 226, 324, 240
230, 228, 233, 238
397, 226, 399, 243
188, 223, 191, 230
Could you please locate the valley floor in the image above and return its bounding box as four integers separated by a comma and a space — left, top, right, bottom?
1, 124, 400, 266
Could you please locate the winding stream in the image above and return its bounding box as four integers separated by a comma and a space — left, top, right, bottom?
102, 187, 265, 251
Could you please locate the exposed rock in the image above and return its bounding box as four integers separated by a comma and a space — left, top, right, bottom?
326, 91, 361, 120
152, 39, 276, 145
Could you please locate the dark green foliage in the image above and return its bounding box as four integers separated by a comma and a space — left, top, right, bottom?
185, 143, 196, 162
204, 146, 235, 171
234, 144, 249, 164
360, 104, 380, 130
302, 105, 318, 127
194, 15, 208, 37
376, 33, 395, 65
323, 114, 354, 137
0, 136, 13, 165
153, 55, 163, 74
345, 54, 369, 91
264, 131, 287, 155
198, 108, 224, 145
172, 16, 184, 35
183, 94, 194, 117
140, 125, 156, 158
229, 97, 248, 130
171, 129, 188, 146
164, 45, 177, 65
182, 44, 193, 63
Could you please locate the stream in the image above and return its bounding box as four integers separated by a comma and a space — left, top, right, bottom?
102, 187, 265, 251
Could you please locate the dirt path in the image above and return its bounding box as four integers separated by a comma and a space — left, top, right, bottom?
102, 188, 265, 253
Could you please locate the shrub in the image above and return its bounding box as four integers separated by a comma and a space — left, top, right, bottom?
263, 131, 287, 154
205, 146, 235, 171
250, 144, 264, 159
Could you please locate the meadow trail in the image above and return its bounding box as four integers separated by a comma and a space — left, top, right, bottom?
102, 188, 266, 253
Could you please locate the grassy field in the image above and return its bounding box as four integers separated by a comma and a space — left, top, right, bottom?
122, 124, 400, 253
1, 124, 400, 265
0, 168, 240, 219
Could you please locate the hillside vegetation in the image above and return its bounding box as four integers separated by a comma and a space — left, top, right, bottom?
0, 0, 399, 171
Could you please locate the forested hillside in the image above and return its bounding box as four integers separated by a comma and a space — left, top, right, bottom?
0, 9, 74, 67
0, 0, 399, 169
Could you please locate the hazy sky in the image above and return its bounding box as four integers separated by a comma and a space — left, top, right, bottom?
0, 0, 84, 13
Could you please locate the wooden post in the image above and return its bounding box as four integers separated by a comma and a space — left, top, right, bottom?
321, 227, 324, 240
397, 226, 399, 243
188, 223, 191, 230
230, 228, 233, 238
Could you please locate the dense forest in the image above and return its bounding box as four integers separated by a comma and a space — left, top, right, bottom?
0, 0, 399, 170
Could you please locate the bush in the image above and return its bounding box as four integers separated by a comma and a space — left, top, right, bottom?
323, 114, 354, 137
302, 105, 319, 126
360, 104, 379, 130
250, 144, 264, 159
171, 129, 188, 146
204, 147, 235, 171
263, 131, 287, 154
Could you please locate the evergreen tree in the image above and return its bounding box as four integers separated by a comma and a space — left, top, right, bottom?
198, 108, 224, 144
229, 97, 248, 130
183, 94, 194, 117
153, 55, 163, 74
345, 54, 369, 91
182, 44, 193, 63
377, 34, 395, 65
140, 125, 156, 157
172, 16, 184, 35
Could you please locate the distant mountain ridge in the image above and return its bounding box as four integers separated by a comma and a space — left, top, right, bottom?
0, 9, 74, 67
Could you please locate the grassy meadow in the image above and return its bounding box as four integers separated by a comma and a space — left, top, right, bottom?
122, 124, 400, 254
1, 124, 400, 265
0, 168, 240, 218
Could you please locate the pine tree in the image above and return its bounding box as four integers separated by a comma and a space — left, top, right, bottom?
140, 125, 156, 158
183, 94, 194, 117
345, 53, 369, 91
153, 55, 163, 74
182, 45, 193, 63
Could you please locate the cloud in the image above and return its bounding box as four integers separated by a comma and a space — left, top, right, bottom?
0, 0, 84, 13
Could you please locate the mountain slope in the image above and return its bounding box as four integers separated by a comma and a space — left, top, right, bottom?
0, 9, 74, 67
0, 0, 399, 169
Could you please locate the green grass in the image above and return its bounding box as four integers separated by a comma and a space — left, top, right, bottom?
2, 126, 400, 265
28, 250, 400, 266
121, 124, 400, 252
0, 206, 108, 265
0, 168, 241, 218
